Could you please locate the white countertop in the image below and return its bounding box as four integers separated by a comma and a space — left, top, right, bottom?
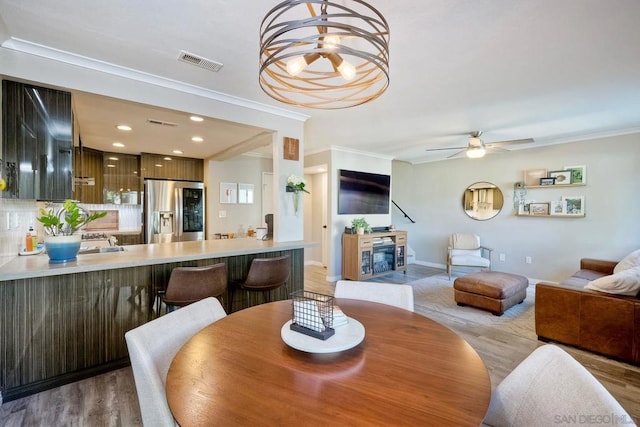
0, 238, 316, 281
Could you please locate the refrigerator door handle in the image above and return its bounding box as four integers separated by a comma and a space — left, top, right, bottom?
175, 186, 182, 239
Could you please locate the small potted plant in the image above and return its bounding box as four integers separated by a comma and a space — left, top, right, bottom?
37, 200, 107, 264
351, 217, 371, 235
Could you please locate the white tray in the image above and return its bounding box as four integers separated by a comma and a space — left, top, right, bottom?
281, 317, 365, 353
18, 244, 45, 256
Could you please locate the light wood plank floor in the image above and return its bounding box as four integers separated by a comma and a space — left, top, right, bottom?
1, 264, 638, 426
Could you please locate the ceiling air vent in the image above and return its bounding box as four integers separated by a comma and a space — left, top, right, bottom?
147, 119, 178, 127
178, 50, 223, 72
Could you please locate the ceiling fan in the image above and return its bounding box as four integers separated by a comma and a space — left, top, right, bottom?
425, 131, 535, 159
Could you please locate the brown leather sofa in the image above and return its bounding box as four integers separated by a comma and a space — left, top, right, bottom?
535, 258, 640, 365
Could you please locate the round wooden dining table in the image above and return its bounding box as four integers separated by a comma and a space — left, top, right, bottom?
166, 299, 491, 426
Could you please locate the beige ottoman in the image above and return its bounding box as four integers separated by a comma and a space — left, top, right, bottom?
454, 271, 528, 316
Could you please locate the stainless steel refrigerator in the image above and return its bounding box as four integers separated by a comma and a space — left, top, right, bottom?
143, 179, 205, 243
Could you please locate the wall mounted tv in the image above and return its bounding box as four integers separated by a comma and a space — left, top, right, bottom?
338, 169, 391, 214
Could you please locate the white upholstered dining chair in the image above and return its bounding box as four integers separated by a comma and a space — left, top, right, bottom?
447, 233, 492, 279
334, 280, 414, 312
483, 345, 633, 426
125, 297, 227, 426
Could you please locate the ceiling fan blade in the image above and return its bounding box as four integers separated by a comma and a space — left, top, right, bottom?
425, 146, 467, 152
486, 146, 509, 153
446, 149, 467, 159
486, 138, 534, 147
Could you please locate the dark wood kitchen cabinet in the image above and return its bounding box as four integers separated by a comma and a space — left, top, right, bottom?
73, 146, 104, 204
103, 152, 141, 204
2, 80, 73, 200
140, 152, 203, 181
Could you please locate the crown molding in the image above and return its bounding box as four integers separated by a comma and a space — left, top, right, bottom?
329, 145, 396, 160
2, 37, 310, 123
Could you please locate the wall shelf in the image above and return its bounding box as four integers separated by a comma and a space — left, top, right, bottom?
515, 214, 585, 218
524, 183, 586, 189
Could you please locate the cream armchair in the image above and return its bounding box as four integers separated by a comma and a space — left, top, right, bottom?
483, 345, 633, 426
447, 233, 492, 279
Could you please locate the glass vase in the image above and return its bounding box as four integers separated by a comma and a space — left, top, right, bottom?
293, 191, 300, 215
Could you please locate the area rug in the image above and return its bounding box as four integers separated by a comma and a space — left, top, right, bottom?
409, 273, 537, 340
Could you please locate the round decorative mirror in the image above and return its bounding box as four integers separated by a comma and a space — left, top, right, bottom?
462, 182, 504, 220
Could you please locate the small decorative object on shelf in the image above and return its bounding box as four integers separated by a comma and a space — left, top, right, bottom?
286, 174, 309, 215
290, 290, 335, 340
539, 177, 556, 186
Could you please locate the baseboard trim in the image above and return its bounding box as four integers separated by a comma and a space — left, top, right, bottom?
2, 358, 130, 403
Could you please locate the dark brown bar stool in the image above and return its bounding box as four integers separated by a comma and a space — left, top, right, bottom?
157, 263, 228, 314
229, 255, 290, 312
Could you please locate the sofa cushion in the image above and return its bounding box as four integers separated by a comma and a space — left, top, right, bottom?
585, 266, 640, 296
613, 249, 640, 274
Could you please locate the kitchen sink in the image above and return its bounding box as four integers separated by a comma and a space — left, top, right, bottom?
78, 246, 126, 255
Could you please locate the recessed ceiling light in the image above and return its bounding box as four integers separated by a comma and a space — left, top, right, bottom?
112, 142, 125, 148
108, 157, 119, 161
190, 115, 204, 122
163, 157, 172, 161
191, 136, 204, 142
172, 149, 183, 154
155, 164, 163, 168
116, 124, 132, 131
133, 171, 138, 174
107, 164, 116, 168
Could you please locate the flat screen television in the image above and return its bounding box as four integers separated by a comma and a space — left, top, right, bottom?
338, 169, 390, 214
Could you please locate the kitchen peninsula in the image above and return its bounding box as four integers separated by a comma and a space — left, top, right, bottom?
0, 238, 313, 401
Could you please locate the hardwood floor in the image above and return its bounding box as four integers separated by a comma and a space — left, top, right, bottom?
1, 264, 638, 426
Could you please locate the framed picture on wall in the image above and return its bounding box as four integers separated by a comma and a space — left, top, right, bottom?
523, 169, 548, 187
550, 200, 564, 215
220, 182, 237, 204
529, 202, 550, 215
562, 196, 584, 215
548, 170, 572, 185
564, 165, 586, 184
238, 183, 254, 204
539, 177, 556, 186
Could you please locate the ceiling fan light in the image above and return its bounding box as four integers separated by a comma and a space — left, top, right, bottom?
466, 147, 486, 158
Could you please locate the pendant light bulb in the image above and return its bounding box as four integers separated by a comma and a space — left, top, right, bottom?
323, 34, 341, 49
286, 56, 308, 76
337, 59, 356, 81
286, 53, 321, 76
328, 53, 357, 81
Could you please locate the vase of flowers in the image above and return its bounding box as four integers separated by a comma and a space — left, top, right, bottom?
286, 174, 309, 215
37, 200, 107, 264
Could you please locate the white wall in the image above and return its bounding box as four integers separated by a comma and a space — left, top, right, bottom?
205, 155, 272, 239
392, 133, 640, 282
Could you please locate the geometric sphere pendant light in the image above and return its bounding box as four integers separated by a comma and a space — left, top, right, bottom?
259, 0, 390, 109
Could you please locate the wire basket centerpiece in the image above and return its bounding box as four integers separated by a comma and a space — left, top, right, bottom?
290, 290, 335, 340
